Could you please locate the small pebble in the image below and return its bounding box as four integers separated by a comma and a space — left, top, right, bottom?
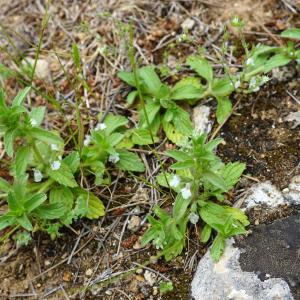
144, 270, 157, 286
85, 268, 93, 276
128, 215, 141, 232
181, 18, 195, 30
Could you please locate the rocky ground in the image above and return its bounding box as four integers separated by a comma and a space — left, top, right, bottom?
0, 0, 300, 299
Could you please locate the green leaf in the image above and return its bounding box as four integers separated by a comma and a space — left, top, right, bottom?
23, 193, 47, 213
131, 128, 159, 145
0, 88, 7, 109
12, 87, 31, 107
156, 172, 172, 189
171, 77, 205, 101
72, 43, 81, 69
154, 206, 170, 223
187, 55, 213, 83
29, 106, 46, 127
216, 97, 232, 124
202, 171, 227, 191
118, 70, 136, 87
7, 192, 22, 212
63, 151, 80, 174
159, 282, 173, 294
173, 194, 190, 221
116, 149, 145, 172
17, 214, 33, 231
170, 160, 194, 170
0, 178, 11, 193
138, 66, 162, 96
280, 28, 300, 40
263, 53, 291, 73
14, 146, 31, 176
200, 224, 212, 243
171, 106, 193, 135
75, 189, 105, 219
34, 203, 65, 219
103, 114, 128, 135
141, 226, 160, 246
220, 162, 246, 190
4, 128, 17, 157
210, 234, 225, 262
139, 101, 161, 128
49, 186, 74, 212
165, 150, 191, 162
126, 90, 138, 106
162, 121, 185, 145
30, 128, 64, 146
48, 163, 78, 187
212, 78, 234, 97
0, 215, 15, 231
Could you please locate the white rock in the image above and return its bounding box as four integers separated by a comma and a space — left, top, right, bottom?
283, 175, 300, 205
144, 270, 156, 286
243, 178, 300, 210
127, 215, 141, 232
191, 239, 293, 300
285, 111, 300, 128
22, 57, 50, 80
181, 18, 195, 30
243, 181, 285, 210
192, 105, 212, 135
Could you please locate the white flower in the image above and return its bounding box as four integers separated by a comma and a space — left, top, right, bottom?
51, 144, 58, 151
234, 80, 241, 89
261, 75, 269, 84
51, 160, 61, 171
181, 183, 192, 200
83, 135, 91, 146
189, 212, 199, 224
30, 118, 38, 127
170, 175, 180, 188
108, 153, 120, 164
95, 123, 107, 131
246, 57, 254, 66
249, 77, 257, 90
33, 169, 43, 182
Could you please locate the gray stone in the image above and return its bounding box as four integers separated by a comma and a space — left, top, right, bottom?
243, 177, 300, 211
191, 239, 294, 300
191, 211, 300, 300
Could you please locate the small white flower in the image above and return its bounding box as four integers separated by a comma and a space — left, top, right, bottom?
181, 183, 192, 200
51, 160, 61, 171
95, 123, 107, 131
108, 153, 120, 164
170, 175, 180, 188
189, 212, 199, 224
33, 169, 43, 182
51, 144, 58, 151
246, 57, 254, 66
234, 80, 241, 89
249, 77, 257, 90
261, 75, 269, 84
83, 135, 91, 146
30, 118, 38, 127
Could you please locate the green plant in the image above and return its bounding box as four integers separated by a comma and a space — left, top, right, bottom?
118, 66, 203, 145
0, 87, 105, 240
81, 113, 145, 186
141, 133, 249, 261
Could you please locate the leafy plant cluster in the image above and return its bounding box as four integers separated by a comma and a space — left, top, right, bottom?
0, 21, 299, 263
141, 134, 248, 261
0, 87, 145, 242
118, 26, 300, 139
